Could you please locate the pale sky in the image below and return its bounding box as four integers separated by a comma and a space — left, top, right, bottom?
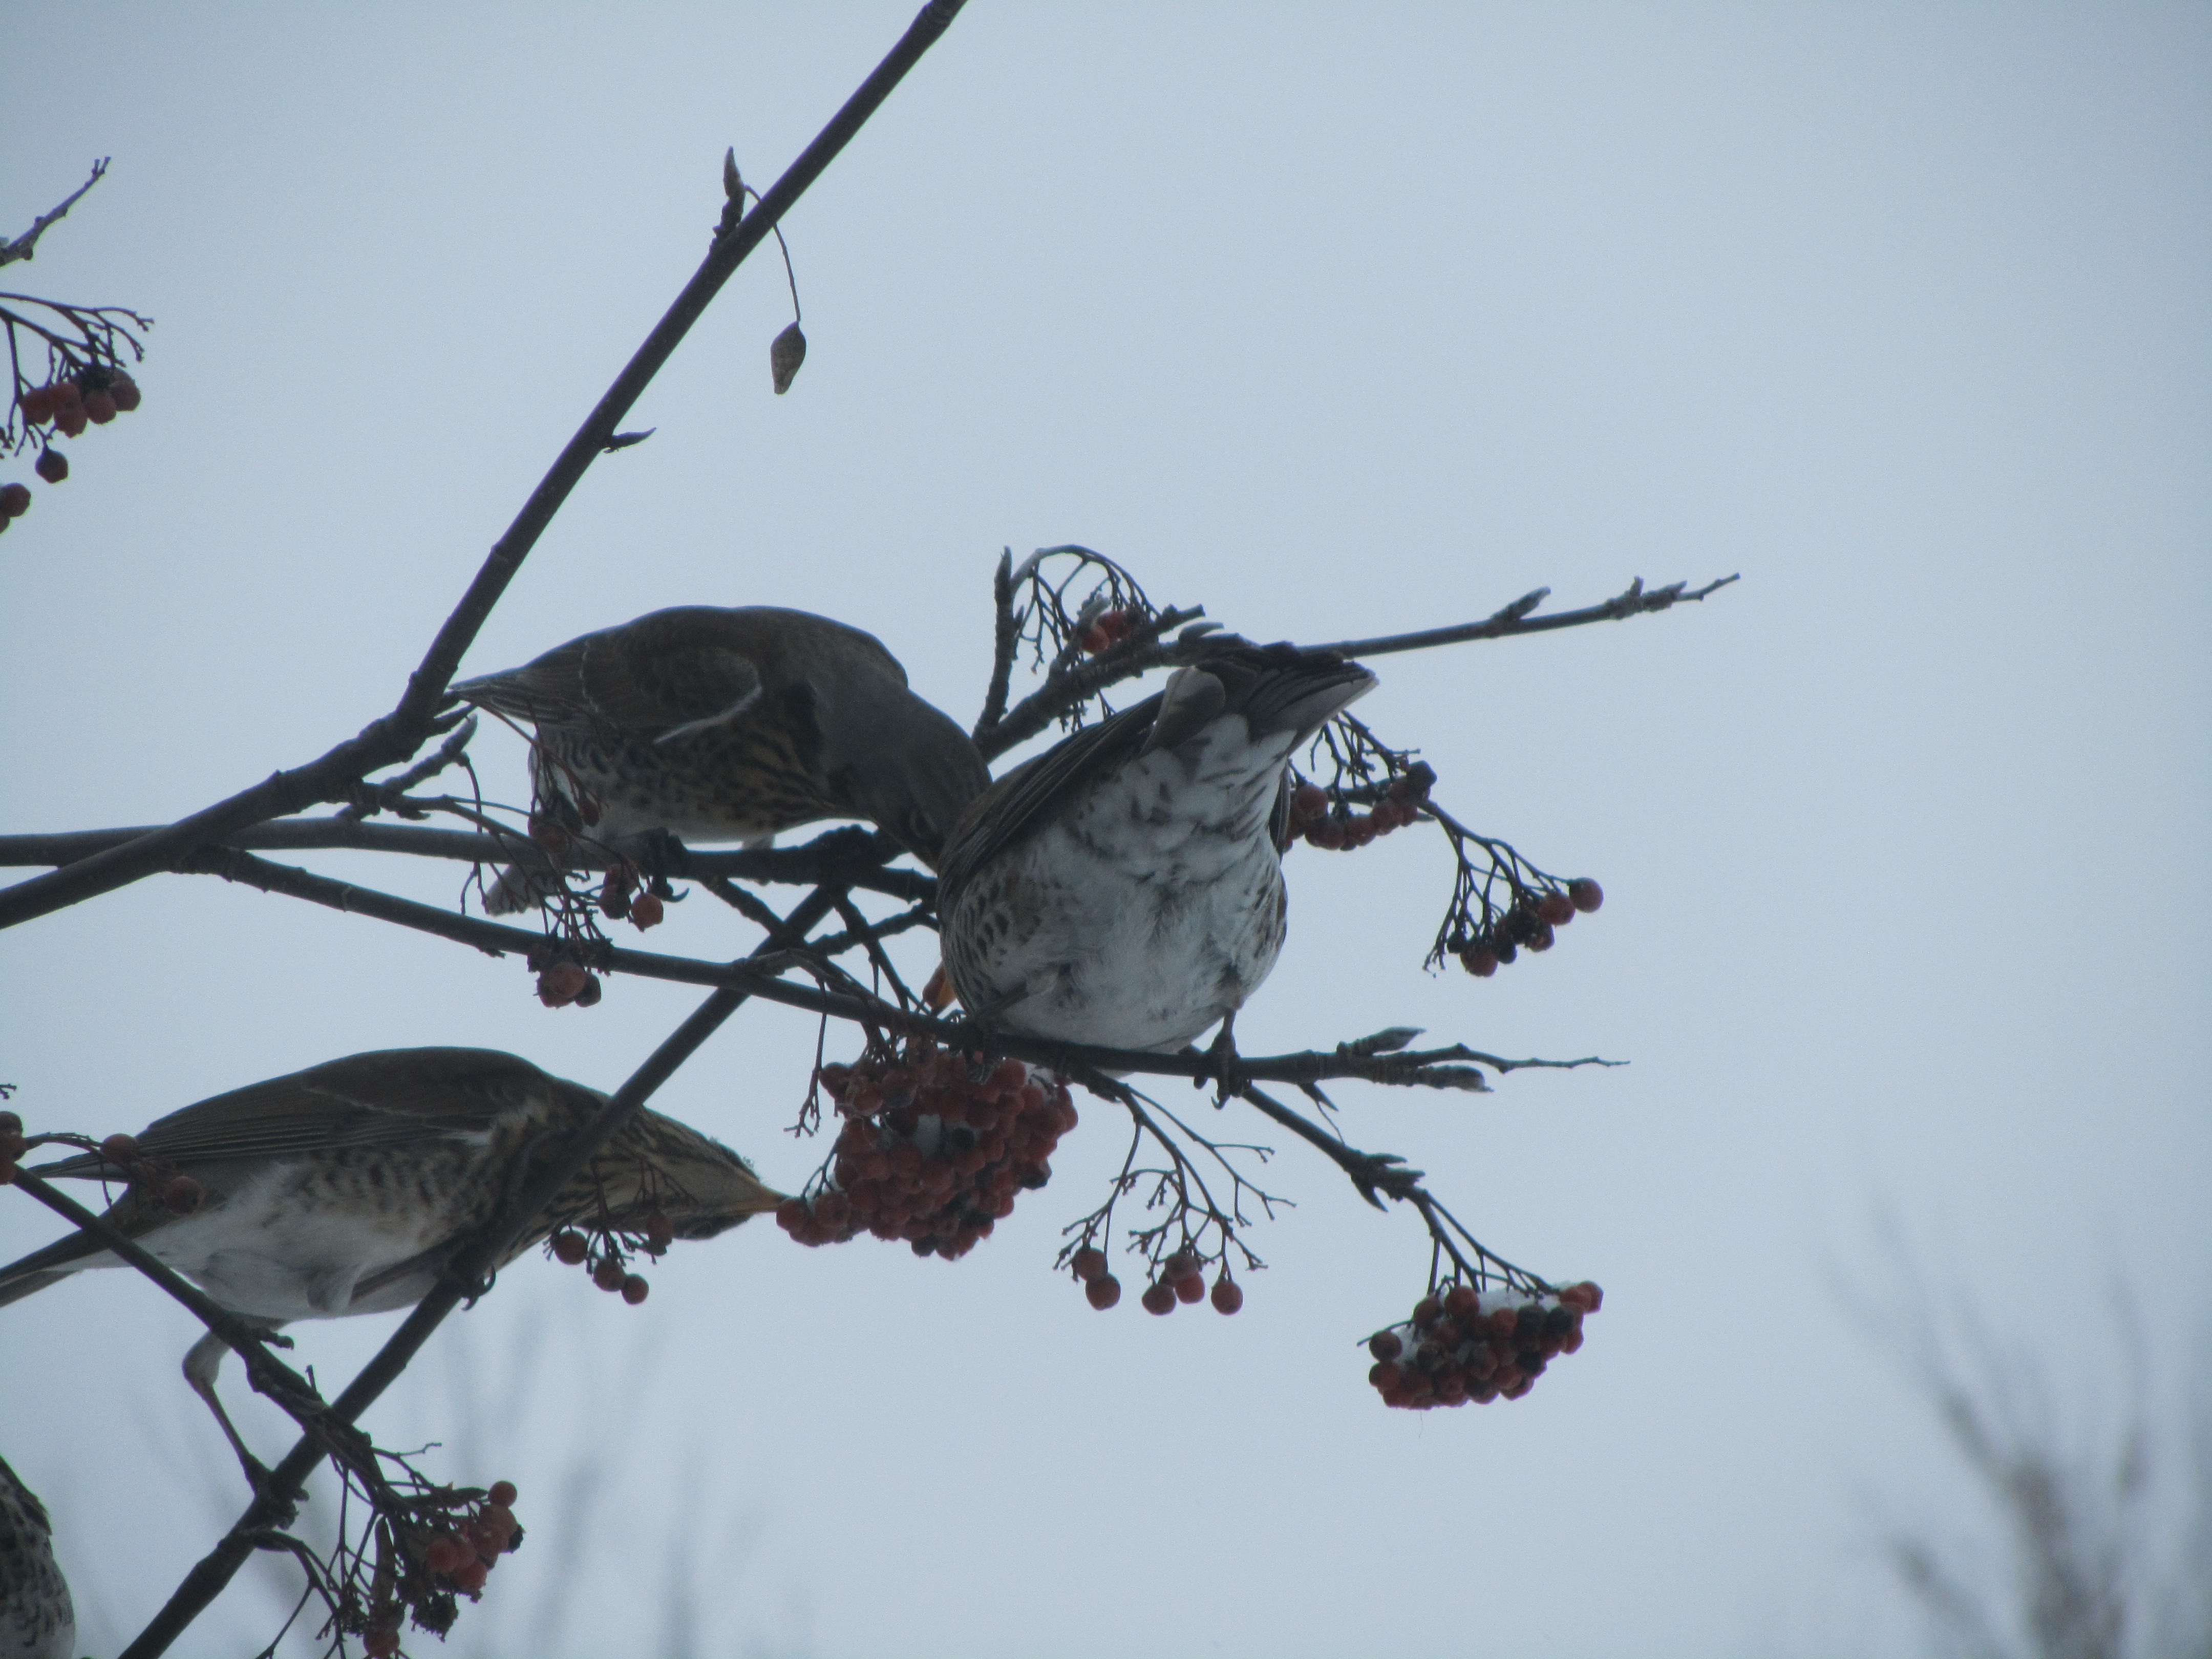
3, 6, 2208, 1657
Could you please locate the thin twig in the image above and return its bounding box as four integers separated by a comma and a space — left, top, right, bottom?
1305, 573, 1739, 660
1, 160, 108, 268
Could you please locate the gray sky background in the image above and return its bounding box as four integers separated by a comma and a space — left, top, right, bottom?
3, 6, 2207, 1656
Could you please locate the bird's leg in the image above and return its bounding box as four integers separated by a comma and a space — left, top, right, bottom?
1207, 1013, 1245, 1102
182, 1328, 297, 1511
609, 827, 690, 900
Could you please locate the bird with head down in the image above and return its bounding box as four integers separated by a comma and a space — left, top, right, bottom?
452, 606, 989, 911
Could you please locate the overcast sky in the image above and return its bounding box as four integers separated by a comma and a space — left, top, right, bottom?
4, 6, 2207, 1657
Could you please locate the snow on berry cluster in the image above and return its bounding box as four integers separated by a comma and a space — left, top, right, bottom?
358, 1482, 523, 1654
546, 1213, 669, 1306
777, 1045, 1077, 1259
3, 367, 143, 535
1069, 1244, 1242, 1315
1283, 763, 1435, 851
1455, 877, 1603, 978
1365, 1280, 1602, 1409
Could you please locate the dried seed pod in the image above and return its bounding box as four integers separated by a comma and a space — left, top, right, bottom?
771, 322, 807, 394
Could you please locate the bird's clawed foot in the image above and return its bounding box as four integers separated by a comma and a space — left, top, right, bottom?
608, 828, 689, 901
1206, 1015, 1245, 1102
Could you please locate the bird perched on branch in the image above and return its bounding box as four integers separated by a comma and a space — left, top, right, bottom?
0, 1049, 781, 1482
451, 606, 989, 911
0, 1456, 73, 1659
938, 640, 1377, 1057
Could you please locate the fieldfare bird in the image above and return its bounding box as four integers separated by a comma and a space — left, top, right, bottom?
452, 606, 990, 911
0, 1457, 73, 1659
0, 1048, 781, 1479
937, 640, 1377, 1056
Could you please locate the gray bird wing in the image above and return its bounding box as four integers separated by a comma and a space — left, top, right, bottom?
935, 692, 1166, 913
28, 1049, 578, 1178
937, 641, 1374, 909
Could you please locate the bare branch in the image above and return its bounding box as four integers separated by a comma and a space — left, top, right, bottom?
0, 160, 108, 268
1305, 573, 1740, 660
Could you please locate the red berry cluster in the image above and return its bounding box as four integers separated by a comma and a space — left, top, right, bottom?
5, 368, 142, 534
595, 861, 664, 930
18, 367, 140, 435
1076, 607, 1139, 655
361, 1482, 524, 1653
1284, 762, 1435, 852
547, 1220, 661, 1304
1070, 1244, 1243, 1315
533, 958, 603, 1008
1455, 878, 1602, 977
91, 1131, 205, 1216
1365, 1280, 1602, 1409
777, 1045, 1077, 1259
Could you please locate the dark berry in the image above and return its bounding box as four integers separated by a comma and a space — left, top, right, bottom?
592, 1258, 626, 1292
630, 891, 665, 930
1072, 1246, 1108, 1281
33, 448, 66, 483
1536, 892, 1576, 927
108, 371, 141, 412
1162, 1249, 1201, 1284
163, 1175, 204, 1216
551, 1229, 589, 1264
1174, 1273, 1205, 1304
1210, 1277, 1243, 1314
100, 1133, 138, 1164
1141, 1281, 1177, 1315
1086, 1273, 1122, 1310
488, 1480, 518, 1507
1368, 1330, 1403, 1362
1568, 878, 1604, 913
536, 962, 589, 1007
621, 1274, 650, 1305
0, 483, 29, 518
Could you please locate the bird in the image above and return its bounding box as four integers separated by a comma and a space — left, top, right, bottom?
937, 639, 1377, 1057
0, 1456, 73, 1659
450, 606, 990, 911
0, 1048, 782, 1484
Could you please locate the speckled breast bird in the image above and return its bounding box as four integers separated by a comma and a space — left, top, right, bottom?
0, 1457, 73, 1659
937, 640, 1377, 1056
0, 1049, 781, 1475
452, 606, 990, 911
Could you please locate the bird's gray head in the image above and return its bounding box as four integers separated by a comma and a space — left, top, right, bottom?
831, 694, 992, 867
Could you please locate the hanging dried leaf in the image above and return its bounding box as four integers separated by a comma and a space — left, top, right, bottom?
771, 322, 807, 395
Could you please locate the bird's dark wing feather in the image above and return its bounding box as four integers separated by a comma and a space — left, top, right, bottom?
31, 1049, 568, 1177
936, 692, 1165, 911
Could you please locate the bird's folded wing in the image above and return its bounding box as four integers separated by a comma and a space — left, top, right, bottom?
936, 692, 1166, 908
32, 1049, 580, 1175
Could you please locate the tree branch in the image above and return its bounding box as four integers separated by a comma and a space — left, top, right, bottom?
1, 159, 108, 268
0, 817, 938, 903
1305, 573, 1739, 660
